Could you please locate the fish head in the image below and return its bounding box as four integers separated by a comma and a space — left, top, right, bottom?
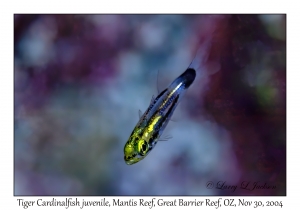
124, 134, 150, 165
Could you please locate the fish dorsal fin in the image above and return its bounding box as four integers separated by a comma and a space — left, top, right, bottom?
156, 69, 159, 94
138, 95, 155, 120
138, 109, 143, 119
150, 95, 155, 104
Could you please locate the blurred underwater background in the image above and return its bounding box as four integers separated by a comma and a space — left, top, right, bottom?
14, 14, 286, 195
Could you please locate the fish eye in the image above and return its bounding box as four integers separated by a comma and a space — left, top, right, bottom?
142, 143, 147, 151
138, 140, 148, 155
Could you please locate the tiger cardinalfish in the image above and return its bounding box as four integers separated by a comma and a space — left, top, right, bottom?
124, 60, 197, 165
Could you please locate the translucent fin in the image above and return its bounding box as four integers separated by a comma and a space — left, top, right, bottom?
156, 68, 160, 94
158, 134, 173, 141
156, 68, 168, 95
163, 134, 173, 140
150, 95, 155, 104
205, 60, 221, 75
189, 37, 212, 70
189, 37, 220, 77
138, 110, 142, 119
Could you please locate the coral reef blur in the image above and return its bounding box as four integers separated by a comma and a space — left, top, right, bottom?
14, 14, 286, 195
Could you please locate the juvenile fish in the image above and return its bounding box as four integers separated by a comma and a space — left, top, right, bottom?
124, 66, 196, 165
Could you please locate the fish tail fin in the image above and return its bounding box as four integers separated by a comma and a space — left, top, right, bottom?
189, 37, 220, 77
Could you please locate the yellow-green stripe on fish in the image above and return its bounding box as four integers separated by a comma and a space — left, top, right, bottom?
124, 67, 196, 165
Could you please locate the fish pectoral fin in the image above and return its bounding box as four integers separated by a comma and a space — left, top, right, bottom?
163, 134, 173, 139
158, 134, 173, 141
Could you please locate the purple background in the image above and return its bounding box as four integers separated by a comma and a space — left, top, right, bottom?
14, 14, 286, 195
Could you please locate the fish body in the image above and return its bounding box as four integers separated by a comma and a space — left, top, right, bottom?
124, 68, 196, 165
